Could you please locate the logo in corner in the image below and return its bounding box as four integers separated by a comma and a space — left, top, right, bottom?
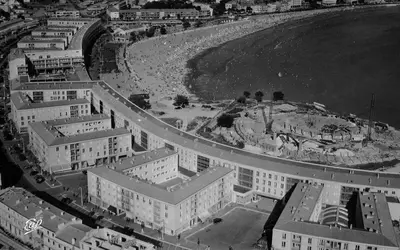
24, 218, 43, 235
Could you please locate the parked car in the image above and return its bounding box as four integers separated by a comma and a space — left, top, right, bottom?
30, 170, 38, 176
35, 175, 45, 184
213, 218, 223, 224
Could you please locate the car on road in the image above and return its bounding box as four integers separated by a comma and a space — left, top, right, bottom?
35, 175, 45, 184
213, 218, 223, 224
30, 170, 38, 176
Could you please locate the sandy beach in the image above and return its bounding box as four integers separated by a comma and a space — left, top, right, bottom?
108, 7, 366, 102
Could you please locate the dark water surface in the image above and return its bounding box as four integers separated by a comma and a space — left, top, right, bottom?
186, 7, 400, 128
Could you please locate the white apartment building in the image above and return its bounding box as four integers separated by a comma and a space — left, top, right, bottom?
44, 114, 111, 136
272, 183, 399, 250
108, 147, 179, 184
47, 18, 94, 29
51, 10, 81, 18
10, 92, 90, 133
0, 187, 156, 250
17, 37, 67, 50
31, 28, 75, 44
28, 120, 132, 172
0, 187, 93, 250
87, 164, 234, 236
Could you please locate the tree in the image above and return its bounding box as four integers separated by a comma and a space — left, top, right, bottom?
273, 91, 284, 101
182, 21, 191, 30
236, 141, 245, 149
129, 32, 137, 42
246, 6, 253, 13
146, 27, 156, 37
138, 30, 146, 38
254, 90, 264, 103
173, 95, 189, 107
237, 96, 246, 104
128, 94, 151, 110
243, 91, 251, 98
160, 26, 167, 35
217, 114, 234, 128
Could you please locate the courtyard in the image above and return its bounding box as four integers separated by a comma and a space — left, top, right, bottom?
186, 207, 269, 250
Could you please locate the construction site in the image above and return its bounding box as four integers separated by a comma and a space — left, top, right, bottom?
196, 97, 400, 171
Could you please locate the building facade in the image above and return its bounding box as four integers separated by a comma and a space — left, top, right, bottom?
87, 165, 234, 236
272, 183, 399, 250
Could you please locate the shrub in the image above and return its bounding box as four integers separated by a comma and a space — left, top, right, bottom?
273, 91, 285, 101
237, 96, 246, 104
255, 90, 264, 103
173, 95, 189, 107
128, 94, 151, 110
217, 114, 234, 128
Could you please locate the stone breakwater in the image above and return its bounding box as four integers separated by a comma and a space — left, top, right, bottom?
124, 6, 379, 101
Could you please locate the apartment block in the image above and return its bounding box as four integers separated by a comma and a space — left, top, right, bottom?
272, 183, 398, 250
31, 28, 75, 44
17, 36, 66, 50
119, 9, 201, 21
0, 187, 93, 250
50, 9, 81, 18
47, 18, 94, 29
107, 147, 179, 184
8, 48, 30, 81
10, 92, 90, 133
87, 164, 234, 236
28, 120, 132, 172
0, 187, 156, 250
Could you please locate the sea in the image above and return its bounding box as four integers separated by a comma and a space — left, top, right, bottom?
185, 6, 400, 128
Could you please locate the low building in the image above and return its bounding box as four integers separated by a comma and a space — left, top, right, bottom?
321, 0, 337, 5
87, 163, 234, 236
119, 9, 200, 21
28, 119, 132, 172
50, 9, 81, 18
87, 5, 107, 17
10, 91, 90, 133
80, 228, 155, 249
17, 36, 66, 50
272, 183, 399, 250
251, 4, 269, 13
0, 187, 93, 250
47, 17, 94, 29
31, 28, 75, 44
225, 1, 237, 9
291, 0, 303, 7
107, 6, 120, 20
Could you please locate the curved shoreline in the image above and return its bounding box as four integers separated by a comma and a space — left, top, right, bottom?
118, 4, 397, 103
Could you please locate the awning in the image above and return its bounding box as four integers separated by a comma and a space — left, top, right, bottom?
87, 159, 95, 166
108, 205, 117, 214
198, 210, 211, 223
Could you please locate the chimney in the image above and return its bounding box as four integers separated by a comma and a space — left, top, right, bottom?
61, 211, 64, 216
39, 200, 43, 205
16, 199, 20, 205
350, 224, 352, 229
72, 238, 76, 245
25, 206, 28, 211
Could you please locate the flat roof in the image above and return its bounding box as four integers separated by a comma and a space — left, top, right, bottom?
120, 9, 199, 13
19, 37, 66, 43
358, 192, 397, 246
88, 166, 233, 205
274, 184, 398, 247
11, 92, 89, 110
69, 19, 101, 50
8, 48, 26, 61
44, 114, 110, 126
0, 187, 79, 233
32, 28, 75, 33
29, 121, 130, 146
47, 17, 94, 22
11, 81, 95, 91
92, 81, 400, 189
109, 147, 177, 172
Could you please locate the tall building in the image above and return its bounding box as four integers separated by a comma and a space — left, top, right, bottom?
87, 157, 235, 236
272, 183, 399, 250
